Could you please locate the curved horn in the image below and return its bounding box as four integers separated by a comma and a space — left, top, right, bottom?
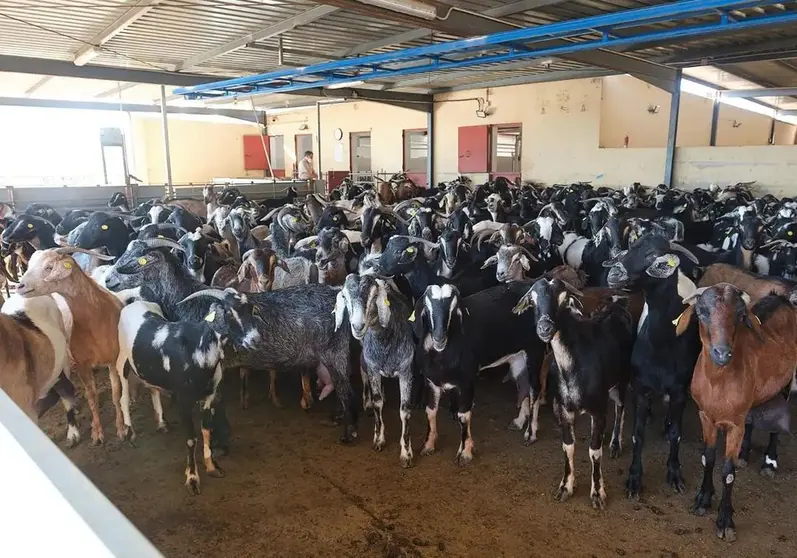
179, 288, 228, 304
53, 246, 116, 261
293, 236, 318, 251
260, 206, 282, 223
517, 245, 539, 263
400, 235, 439, 250
760, 239, 792, 250
668, 241, 699, 264
142, 237, 186, 252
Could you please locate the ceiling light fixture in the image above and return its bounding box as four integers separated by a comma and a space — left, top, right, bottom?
358, 0, 437, 21
74, 46, 100, 67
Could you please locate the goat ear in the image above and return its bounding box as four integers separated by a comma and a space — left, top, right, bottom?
45, 258, 76, 282
375, 282, 391, 329
673, 305, 696, 336
512, 289, 534, 315
645, 254, 680, 278
519, 255, 531, 271
275, 258, 291, 273
743, 306, 764, 342
481, 255, 498, 269
333, 290, 347, 332
237, 261, 252, 283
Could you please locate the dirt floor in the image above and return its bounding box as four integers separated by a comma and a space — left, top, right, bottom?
39, 371, 797, 558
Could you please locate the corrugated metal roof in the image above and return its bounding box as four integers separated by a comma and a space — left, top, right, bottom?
0, 0, 795, 105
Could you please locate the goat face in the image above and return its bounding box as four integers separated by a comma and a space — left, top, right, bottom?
202, 290, 263, 350
55, 210, 92, 236
334, 274, 391, 340
413, 284, 461, 352
482, 245, 531, 283
513, 278, 582, 343
202, 184, 215, 205
239, 248, 287, 292
604, 234, 697, 289
105, 241, 185, 293
179, 232, 213, 280
16, 250, 79, 297
227, 208, 251, 240
1, 214, 53, 248
679, 284, 753, 367
25, 203, 62, 225
73, 212, 130, 252
438, 230, 461, 270
315, 227, 348, 278
316, 206, 347, 232
107, 192, 129, 210
359, 207, 380, 249
378, 235, 438, 276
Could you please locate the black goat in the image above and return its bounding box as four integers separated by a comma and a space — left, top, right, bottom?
604, 234, 702, 499
513, 279, 633, 508
260, 186, 299, 211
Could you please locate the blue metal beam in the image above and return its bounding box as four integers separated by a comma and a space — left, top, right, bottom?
176, 1, 797, 99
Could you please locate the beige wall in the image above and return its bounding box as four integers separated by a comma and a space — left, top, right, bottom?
432, 75, 797, 192
265, 101, 427, 177
130, 115, 265, 184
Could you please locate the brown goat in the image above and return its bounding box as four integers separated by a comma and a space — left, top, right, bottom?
16, 247, 125, 445
676, 283, 797, 542
699, 263, 797, 303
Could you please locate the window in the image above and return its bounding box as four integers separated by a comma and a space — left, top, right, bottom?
492, 125, 521, 174
403, 130, 428, 172
269, 135, 285, 172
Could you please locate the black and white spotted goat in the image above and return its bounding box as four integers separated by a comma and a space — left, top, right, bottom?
512, 279, 633, 509
334, 273, 415, 467
116, 288, 263, 494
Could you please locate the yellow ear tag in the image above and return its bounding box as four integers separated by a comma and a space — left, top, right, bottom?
101, 224, 109, 230
672, 309, 686, 326
204, 311, 216, 322
290, 216, 297, 223
408, 311, 415, 322
158, 235, 164, 239
63, 261, 72, 269
667, 256, 677, 268
406, 247, 416, 254
789, 231, 794, 237
384, 298, 390, 307
27, 223, 33, 229
409, 208, 417, 216
137, 257, 148, 266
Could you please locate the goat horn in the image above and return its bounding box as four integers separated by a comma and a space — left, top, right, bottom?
179, 288, 228, 303
667, 241, 699, 264
760, 239, 792, 249
518, 245, 539, 263
53, 246, 116, 261
142, 237, 186, 252
400, 235, 439, 250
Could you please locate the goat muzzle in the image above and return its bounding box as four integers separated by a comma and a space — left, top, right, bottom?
606, 264, 629, 287
709, 345, 733, 367
536, 317, 555, 343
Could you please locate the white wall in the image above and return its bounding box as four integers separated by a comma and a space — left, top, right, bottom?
432, 75, 797, 192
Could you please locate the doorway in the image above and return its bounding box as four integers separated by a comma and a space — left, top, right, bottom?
295, 134, 313, 175
350, 132, 371, 175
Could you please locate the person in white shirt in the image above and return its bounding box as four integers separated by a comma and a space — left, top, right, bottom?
297, 151, 317, 180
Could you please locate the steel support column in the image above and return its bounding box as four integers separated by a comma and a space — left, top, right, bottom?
664, 69, 682, 188
316, 102, 323, 181
427, 106, 435, 188
159, 86, 173, 194
769, 118, 777, 144
709, 95, 720, 147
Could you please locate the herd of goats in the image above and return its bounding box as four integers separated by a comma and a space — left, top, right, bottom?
2, 174, 797, 542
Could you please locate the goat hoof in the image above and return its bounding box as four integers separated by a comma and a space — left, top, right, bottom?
523, 435, 537, 447
590, 493, 606, 510
693, 505, 708, 517
270, 397, 283, 409
185, 478, 201, 495
156, 423, 170, 434
455, 452, 473, 466
609, 443, 621, 459
625, 477, 642, 501
760, 465, 776, 479
207, 467, 225, 479
555, 487, 572, 503
400, 455, 414, 469
300, 397, 313, 411
666, 470, 686, 493
736, 458, 748, 470
507, 418, 525, 431
716, 527, 737, 542
373, 439, 385, 452
90, 435, 105, 447
420, 445, 435, 457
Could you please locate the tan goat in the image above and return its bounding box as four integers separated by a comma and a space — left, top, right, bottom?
16, 246, 126, 445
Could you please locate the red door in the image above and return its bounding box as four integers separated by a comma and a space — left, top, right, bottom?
458, 125, 489, 173
243, 134, 269, 171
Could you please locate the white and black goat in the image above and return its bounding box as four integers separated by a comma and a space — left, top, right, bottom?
116, 289, 262, 494
334, 274, 415, 467
512, 279, 633, 509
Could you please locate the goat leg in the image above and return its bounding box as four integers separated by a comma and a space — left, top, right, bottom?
716, 422, 744, 542
268, 369, 282, 408
761, 433, 778, 478
398, 371, 413, 468
200, 368, 225, 479
150, 389, 169, 432
115, 362, 136, 445
368, 373, 385, 452
625, 386, 651, 500
609, 383, 627, 459
239, 367, 250, 410
589, 414, 607, 509
454, 382, 475, 466
178, 395, 200, 495
300, 370, 314, 410
737, 423, 753, 468
692, 411, 717, 517
53, 373, 81, 448
109, 364, 132, 443
421, 381, 442, 456
75, 363, 104, 446
556, 411, 576, 502
665, 393, 687, 493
